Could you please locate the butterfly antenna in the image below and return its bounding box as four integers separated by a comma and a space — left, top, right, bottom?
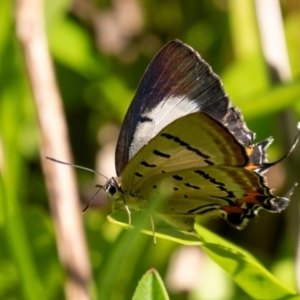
46, 157, 108, 180
82, 184, 104, 213
46, 157, 109, 213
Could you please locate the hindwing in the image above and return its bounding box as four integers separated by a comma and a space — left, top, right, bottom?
136, 166, 282, 230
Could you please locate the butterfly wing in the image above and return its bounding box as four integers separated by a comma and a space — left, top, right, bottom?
119, 113, 290, 230
121, 112, 249, 189
136, 167, 281, 231
136, 166, 289, 230
115, 40, 258, 177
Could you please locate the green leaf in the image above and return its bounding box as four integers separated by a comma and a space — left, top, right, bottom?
195, 224, 300, 300
108, 210, 300, 299
0, 74, 45, 300
107, 210, 201, 246
132, 269, 169, 300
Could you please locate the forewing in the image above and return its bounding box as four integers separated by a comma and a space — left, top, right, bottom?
121, 112, 250, 193
115, 40, 254, 176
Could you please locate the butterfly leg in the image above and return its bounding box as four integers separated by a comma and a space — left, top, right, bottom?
122, 199, 132, 226
149, 214, 157, 245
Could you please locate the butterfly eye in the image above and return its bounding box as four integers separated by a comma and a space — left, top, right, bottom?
108, 185, 117, 196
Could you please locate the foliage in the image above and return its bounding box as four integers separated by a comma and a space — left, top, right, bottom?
1, 0, 300, 299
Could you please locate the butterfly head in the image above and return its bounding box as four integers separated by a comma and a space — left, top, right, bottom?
104, 177, 125, 211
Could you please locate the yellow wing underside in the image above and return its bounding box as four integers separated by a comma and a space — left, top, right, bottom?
119, 113, 272, 230
121, 112, 251, 190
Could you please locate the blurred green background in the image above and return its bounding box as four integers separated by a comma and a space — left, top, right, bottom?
1, 0, 300, 299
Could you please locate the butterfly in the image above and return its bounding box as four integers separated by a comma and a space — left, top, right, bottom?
48, 40, 299, 233
104, 40, 300, 231
102, 39, 299, 232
